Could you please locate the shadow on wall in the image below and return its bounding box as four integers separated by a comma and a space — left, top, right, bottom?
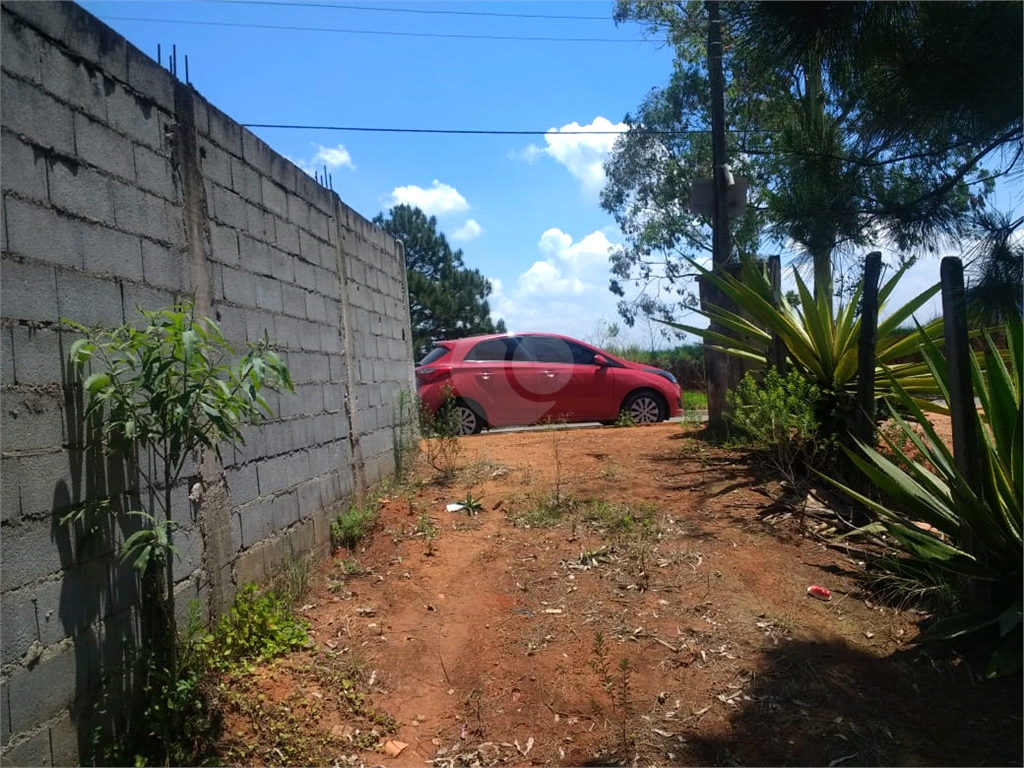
50, 330, 152, 764
647, 636, 1022, 767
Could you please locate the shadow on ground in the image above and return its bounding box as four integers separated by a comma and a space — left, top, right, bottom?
655, 635, 1022, 767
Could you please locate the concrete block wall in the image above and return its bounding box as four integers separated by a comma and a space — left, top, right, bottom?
0, 3, 415, 764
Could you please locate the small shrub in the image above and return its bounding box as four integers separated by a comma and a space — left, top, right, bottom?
456, 491, 483, 516
419, 385, 462, 480
271, 555, 311, 608
613, 410, 636, 428
726, 367, 833, 486
510, 491, 574, 528
208, 584, 309, 673
331, 504, 378, 550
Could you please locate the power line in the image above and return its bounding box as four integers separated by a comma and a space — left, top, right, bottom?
199, 0, 614, 22
240, 124, 776, 135
99, 15, 651, 43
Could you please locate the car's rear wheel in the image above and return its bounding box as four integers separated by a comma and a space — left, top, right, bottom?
455, 399, 485, 435
622, 389, 667, 425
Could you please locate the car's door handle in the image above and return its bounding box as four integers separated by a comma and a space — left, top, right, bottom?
542, 370, 557, 378
478, 371, 491, 381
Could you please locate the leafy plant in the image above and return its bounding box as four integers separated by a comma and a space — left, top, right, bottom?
726, 368, 833, 487
509, 491, 573, 528
65, 301, 293, 677
419, 384, 462, 481
665, 255, 946, 439
826, 319, 1022, 677
331, 503, 378, 551
207, 584, 310, 673
413, 511, 438, 555
457, 491, 483, 516
613, 410, 637, 428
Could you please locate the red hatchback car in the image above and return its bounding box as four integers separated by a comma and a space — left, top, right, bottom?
416, 333, 683, 435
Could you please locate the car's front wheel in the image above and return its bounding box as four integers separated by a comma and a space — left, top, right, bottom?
455, 399, 486, 435
622, 390, 667, 425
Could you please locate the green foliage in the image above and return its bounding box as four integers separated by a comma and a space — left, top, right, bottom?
270, 556, 311, 608
613, 410, 636, 428
666, 254, 946, 439
510, 492, 573, 529
726, 368, 832, 485
64, 301, 294, 763
419, 385, 463, 479
65, 301, 293, 617
330, 503, 379, 551
373, 204, 504, 359
457, 491, 483, 516
67, 302, 293, 470
604, 1, 1009, 324
682, 390, 707, 411
120, 510, 179, 574
207, 585, 310, 673
827, 319, 1022, 677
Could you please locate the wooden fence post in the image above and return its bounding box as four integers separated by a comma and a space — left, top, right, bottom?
940, 257, 981, 487
854, 252, 882, 447
768, 255, 787, 376
941, 256, 987, 604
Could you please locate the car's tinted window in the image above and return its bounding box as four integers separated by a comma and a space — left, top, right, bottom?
465, 338, 522, 362
568, 342, 599, 366
419, 346, 450, 365
520, 336, 573, 364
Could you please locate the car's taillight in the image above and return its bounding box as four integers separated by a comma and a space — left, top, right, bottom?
416, 366, 451, 384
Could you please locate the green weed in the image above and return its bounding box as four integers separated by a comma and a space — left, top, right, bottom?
206, 584, 309, 673
330, 503, 379, 550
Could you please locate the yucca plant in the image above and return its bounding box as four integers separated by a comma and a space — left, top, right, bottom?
664, 255, 947, 436
825, 319, 1022, 677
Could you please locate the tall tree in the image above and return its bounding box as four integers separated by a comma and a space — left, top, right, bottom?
603, 1, 1018, 320
373, 205, 505, 360
732, 1, 1023, 316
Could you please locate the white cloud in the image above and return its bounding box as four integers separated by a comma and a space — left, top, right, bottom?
488, 229, 697, 347
488, 228, 618, 339
525, 116, 626, 197
388, 180, 469, 216
288, 144, 356, 177
452, 219, 484, 241
314, 145, 355, 170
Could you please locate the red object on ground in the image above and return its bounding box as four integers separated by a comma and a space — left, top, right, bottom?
807, 585, 832, 601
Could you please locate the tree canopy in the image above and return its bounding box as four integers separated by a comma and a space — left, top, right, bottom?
373, 204, 506, 360
603, 0, 1022, 322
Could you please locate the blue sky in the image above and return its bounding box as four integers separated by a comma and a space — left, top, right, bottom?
80, 1, 1021, 348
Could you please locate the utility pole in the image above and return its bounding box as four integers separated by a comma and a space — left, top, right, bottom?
701, 0, 743, 433
708, 0, 730, 271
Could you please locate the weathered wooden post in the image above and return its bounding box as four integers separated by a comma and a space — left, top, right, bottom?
768, 255, 787, 376
940, 257, 981, 488
702, 0, 745, 434
854, 252, 882, 447
940, 256, 986, 603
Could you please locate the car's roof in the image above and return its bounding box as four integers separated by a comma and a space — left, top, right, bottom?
436, 332, 587, 347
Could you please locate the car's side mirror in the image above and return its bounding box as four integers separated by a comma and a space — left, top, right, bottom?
593, 354, 610, 367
